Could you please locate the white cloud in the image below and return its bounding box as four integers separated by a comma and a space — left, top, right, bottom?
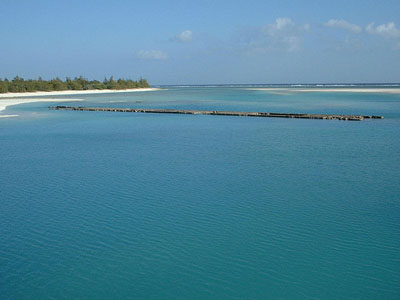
256, 18, 310, 52
324, 19, 362, 33
264, 18, 310, 36
273, 18, 295, 30
366, 22, 400, 38
172, 30, 193, 43
136, 50, 168, 60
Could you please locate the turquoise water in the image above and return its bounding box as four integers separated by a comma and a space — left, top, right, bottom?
1, 87, 400, 299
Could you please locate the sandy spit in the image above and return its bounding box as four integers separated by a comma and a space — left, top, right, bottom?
248, 88, 400, 94
0, 88, 163, 118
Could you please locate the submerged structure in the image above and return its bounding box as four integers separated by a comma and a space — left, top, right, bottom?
50, 106, 384, 121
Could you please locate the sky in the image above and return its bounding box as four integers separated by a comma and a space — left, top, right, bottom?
1, 0, 400, 84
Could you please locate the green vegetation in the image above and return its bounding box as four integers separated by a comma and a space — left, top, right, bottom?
0, 76, 150, 93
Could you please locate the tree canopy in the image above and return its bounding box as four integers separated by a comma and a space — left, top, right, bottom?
0, 76, 150, 93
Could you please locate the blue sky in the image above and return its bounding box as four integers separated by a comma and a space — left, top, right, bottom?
1, 0, 400, 84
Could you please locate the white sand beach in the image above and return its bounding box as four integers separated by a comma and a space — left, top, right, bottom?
0, 88, 161, 118
0, 88, 161, 99
0, 98, 84, 118
248, 88, 400, 94
0, 115, 19, 118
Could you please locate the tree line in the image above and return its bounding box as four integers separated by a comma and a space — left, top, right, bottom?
0, 76, 150, 93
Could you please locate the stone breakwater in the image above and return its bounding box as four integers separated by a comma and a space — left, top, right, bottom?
49, 106, 384, 121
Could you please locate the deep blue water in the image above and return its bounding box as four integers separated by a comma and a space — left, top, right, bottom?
1, 87, 400, 299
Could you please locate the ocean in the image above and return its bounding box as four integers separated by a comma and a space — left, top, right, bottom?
1, 86, 400, 299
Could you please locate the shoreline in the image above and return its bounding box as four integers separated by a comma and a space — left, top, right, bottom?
0, 98, 84, 117
248, 88, 400, 94
0, 88, 161, 118
0, 88, 162, 98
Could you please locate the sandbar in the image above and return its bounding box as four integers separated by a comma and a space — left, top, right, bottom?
248, 88, 400, 94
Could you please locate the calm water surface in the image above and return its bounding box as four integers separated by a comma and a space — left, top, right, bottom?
1, 87, 400, 299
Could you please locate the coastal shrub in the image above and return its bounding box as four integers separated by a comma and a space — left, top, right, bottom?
0, 76, 150, 93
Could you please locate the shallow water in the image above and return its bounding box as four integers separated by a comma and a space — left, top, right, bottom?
1, 87, 400, 299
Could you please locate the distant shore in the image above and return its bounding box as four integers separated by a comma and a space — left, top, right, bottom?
0, 88, 161, 118
0, 88, 162, 98
248, 88, 400, 94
